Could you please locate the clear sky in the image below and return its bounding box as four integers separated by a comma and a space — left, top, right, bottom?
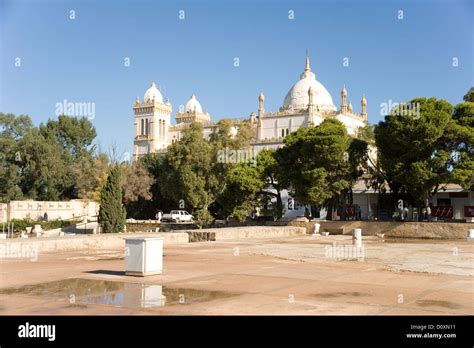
1, 0, 472, 155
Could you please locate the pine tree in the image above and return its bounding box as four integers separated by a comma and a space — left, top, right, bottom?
98, 165, 126, 233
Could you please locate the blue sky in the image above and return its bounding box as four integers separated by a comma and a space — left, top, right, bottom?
1, 0, 473, 155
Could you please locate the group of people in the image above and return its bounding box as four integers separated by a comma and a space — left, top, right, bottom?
398, 205, 433, 222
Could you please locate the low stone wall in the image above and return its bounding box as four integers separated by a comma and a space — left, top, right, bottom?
0, 232, 189, 254
187, 231, 216, 242
126, 222, 197, 232
288, 220, 473, 239
184, 226, 306, 242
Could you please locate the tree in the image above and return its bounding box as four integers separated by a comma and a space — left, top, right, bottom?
161, 122, 215, 221
39, 115, 97, 198
254, 149, 285, 219
451, 99, 474, 190
139, 153, 177, 219
17, 128, 70, 200
374, 97, 471, 207
218, 162, 265, 221
276, 119, 356, 220
463, 87, 474, 102
72, 153, 109, 201
39, 115, 96, 160
0, 113, 32, 202
98, 165, 126, 233
121, 161, 155, 204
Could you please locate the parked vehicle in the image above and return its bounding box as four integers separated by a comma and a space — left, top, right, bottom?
162, 210, 193, 223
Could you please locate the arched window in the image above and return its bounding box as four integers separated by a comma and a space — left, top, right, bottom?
281, 129, 285, 137
286, 128, 289, 136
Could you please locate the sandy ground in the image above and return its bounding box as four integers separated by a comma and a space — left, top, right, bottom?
0, 235, 472, 315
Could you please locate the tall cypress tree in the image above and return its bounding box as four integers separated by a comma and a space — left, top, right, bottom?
98, 165, 126, 233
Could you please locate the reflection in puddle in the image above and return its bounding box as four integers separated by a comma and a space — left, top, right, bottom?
0, 278, 240, 309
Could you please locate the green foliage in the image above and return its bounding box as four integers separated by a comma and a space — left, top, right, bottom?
98, 165, 126, 233
39, 115, 96, 159
218, 163, 264, 220
463, 87, 474, 102
374, 97, 472, 205
121, 161, 155, 204
0, 113, 33, 202
451, 101, 474, 190
276, 119, 357, 219
163, 122, 215, 211
0, 113, 100, 202
72, 153, 109, 200
453, 101, 474, 128
8, 219, 79, 232
192, 208, 213, 229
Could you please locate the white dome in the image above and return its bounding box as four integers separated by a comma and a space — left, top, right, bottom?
282, 56, 336, 112
144, 82, 163, 103
185, 94, 203, 113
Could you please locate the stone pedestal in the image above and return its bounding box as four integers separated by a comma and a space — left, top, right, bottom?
125, 237, 163, 276
352, 228, 362, 247
468, 229, 474, 241
32, 224, 43, 234
313, 223, 321, 234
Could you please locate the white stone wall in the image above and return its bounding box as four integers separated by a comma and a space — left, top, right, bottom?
334, 114, 365, 135
259, 114, 306, 140
0, 204, 7, 223
0, 200, 99, 223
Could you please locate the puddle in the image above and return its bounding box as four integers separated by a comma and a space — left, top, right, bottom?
312, 291, 370, 298
415, 300, 461, 309
0, 278, 240, 309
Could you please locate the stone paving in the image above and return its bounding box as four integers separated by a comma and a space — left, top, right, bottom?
0, 235, 472, 315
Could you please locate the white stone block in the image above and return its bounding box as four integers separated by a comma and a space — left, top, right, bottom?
313, 223, 321, 234
352, 228, 362, 247
468, 229, 474, 241
125, 237, 163, 276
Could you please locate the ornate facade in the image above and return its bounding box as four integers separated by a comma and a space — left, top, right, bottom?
133, 54, 368, 160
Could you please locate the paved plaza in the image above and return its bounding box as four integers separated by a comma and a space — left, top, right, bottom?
0, 235, 472, 315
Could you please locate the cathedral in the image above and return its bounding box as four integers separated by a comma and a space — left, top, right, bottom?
133, 54, 368, 160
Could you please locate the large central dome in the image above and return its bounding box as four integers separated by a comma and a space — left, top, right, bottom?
282, 55, 336, 112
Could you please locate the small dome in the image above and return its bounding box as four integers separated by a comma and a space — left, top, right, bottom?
144, 82, 163, 103
185, 94, 203, 113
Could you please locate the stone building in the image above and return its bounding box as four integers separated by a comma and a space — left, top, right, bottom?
133, 53, 368, 159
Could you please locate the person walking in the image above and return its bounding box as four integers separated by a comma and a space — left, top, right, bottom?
356, 205, 362, 220
155, 210, 163, 223
426, 204, 432, 222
